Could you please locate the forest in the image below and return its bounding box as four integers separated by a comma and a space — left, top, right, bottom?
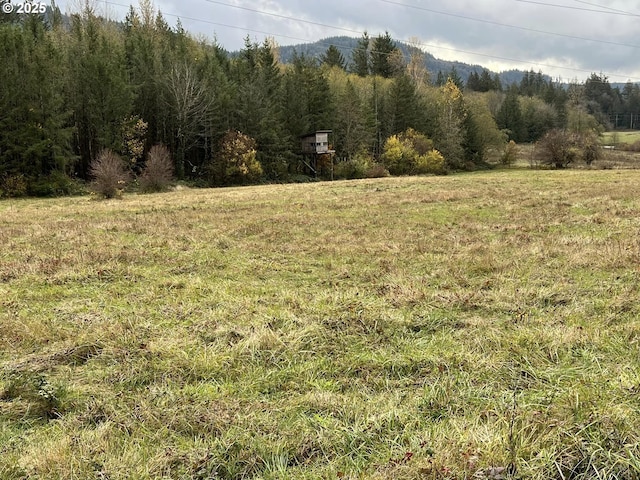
1, 1, 640, 197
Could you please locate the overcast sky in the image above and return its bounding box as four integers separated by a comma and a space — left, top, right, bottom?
82, 0, 640, 82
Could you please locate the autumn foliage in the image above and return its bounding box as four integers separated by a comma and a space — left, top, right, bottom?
381, 128, 446, 175
211, 130, 263, 184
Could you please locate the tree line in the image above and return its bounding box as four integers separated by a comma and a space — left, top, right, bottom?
1, 3, 639, 197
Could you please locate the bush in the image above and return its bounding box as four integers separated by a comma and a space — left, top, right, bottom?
139, 144, 174, 193
534, 129, 601, 169
211, 130, 263, 185
617, 140, 640, 153
501, 140, 519, 167
415, 149, 446, 174
381, 135, 408, 175
89, 149, 130, 198
28, 171, 86, 197
0, 174, 28, 198
381, 129, 445, 175
333, 154, 374, 180
333, 160, 362, 180
365, 163, 390, 178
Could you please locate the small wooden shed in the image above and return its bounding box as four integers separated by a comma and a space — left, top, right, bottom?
300, 130, 335, 176
301, 130, 332, 155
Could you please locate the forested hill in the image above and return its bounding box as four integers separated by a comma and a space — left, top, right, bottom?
276, 36, 544, 86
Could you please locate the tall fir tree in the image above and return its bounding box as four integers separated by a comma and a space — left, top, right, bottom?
66, 9, 132, 177
497, 85, 525, 142
370, 31, 400, 78
321, 45, 345, 70
387, 73, 420, 135
351, 31, 369, 77
0, 15, 73, 187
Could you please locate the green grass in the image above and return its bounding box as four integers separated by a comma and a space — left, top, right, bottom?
2, 170, 640, 479
602, 131, 640, 145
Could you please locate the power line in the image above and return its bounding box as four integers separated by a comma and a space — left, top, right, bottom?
203, 0, 364, 37
572, 0, 636, 15
207, 0, 640, 51
379, 0, 640, 50
514, 0, 640, 16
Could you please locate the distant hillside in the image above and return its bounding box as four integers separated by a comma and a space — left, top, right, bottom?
276, 36, 549, 87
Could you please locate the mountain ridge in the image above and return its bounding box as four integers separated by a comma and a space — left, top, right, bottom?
275, 35, 545, 86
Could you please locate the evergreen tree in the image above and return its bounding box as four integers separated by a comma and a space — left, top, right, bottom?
0, 15, 72, 190
584, 73, 618, 127
497, 86, 525, 142
492, 74, 503, 92
370, 31, 400, 78
447, 67, 464, 90
321, 45, 345, 69
351, 31, 369, 77
388, 73, 420, 134
234, 39, 290, 179
0, 15, 73, 187
479, 69, 495, 92
197, 41, 233, 173
466, 71, 481, 91
283, 53, 334, 148
66, 10, 133, 177
621, 82, 640, 128
123, 6, 164, 153
0, 0, 19, 24
521, 96, 558, 142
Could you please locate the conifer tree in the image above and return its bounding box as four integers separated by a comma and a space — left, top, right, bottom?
388, 73, 420, 134
321, 45, 345, 70
66, 9, 132, 177
0, 14, 72, 188
497, 85, 525, 142
351, 31, 369, 77
371, 31, 400, 78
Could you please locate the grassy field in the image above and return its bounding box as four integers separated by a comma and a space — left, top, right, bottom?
2, 170, 640, 479
601, 131, 640, 146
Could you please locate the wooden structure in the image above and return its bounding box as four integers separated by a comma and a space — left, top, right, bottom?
300, 130, 335, 177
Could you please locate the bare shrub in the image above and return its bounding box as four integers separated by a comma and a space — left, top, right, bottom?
365, 163, 390, 178
534, 130, 575, 168
581, 132, 601, 166
89, 150, 130, 199
534, 129, 600, 168
501, 140, 519, 167
619, 140, 640, 153
139, 144, 174, 193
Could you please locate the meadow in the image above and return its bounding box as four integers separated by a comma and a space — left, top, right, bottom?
601, 131, 640, 146
2, 169, 640, 479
